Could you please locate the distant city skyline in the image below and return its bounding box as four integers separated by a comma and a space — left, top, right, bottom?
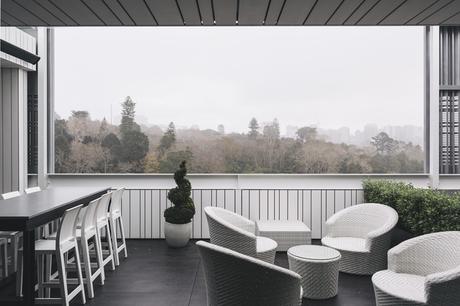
55, 26, 424, 133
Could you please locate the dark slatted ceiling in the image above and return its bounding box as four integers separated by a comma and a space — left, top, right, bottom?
101, 0, 136, 26
357, 0, 407, 25
176, 0, 201, 25
213, 0, 237, 25
326, 0, 366, 25
264, 0, 285, 25
82, 0, 123, 26
145, 0, 183, 26
238, 0, 269, 26
196, 0, 213, 25
13, 0, 66, 25
423, 0, 460, 24
2, 0, 460, 26
277, 0, 317, 25
343, 0, 380, 24
379, 0, 437, 25
117, 0, 158, 25
304, 0, 344, 25
1, 0, 48, 25
406, 0, 454, 24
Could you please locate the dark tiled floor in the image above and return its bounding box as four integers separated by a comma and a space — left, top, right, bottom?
0, 240, 376, 306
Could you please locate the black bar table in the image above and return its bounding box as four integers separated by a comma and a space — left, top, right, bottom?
0, 186, 110, 306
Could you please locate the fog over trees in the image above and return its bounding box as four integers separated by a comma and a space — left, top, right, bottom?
55, 97, 424, 174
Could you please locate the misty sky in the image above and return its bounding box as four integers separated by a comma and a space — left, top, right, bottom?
55, 26, 424, 133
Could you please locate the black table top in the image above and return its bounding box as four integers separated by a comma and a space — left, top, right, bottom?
0, 187, 109, 231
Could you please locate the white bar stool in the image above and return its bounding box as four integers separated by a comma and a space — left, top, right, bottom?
95, 192, 115, 276
17, 205, 86, 306
108, 188, 128, 266
1, 191, 23, 273
78, 197, 105, 298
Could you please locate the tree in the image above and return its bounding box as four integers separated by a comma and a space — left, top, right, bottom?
248, 118, 259, 138
55, 119, 73, 172
102, 133, 122, 163
68, 110, 92, 140
296, 126, 317, 143
263, 118, 280, 141
120, 130, 149, 162
371, 132, 398, 155
119, 96, 139, 136
71, 110, 89, 119
144, 153, 160, 172
159, 150, 193, 173
158, 122, 176, 156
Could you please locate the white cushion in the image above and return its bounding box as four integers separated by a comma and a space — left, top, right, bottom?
257, 236, 277, 253
372, 270, 427, 304
257, 220, 310, 232
322, 236, 368, 253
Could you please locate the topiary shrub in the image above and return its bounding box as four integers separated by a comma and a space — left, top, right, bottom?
363, 179, 460, 235
164, 161, 196, 224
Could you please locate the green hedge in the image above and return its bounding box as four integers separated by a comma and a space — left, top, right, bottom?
362, 180, 460, 235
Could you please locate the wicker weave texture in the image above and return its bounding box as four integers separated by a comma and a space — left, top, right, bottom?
197, 241, 302, 306
288, 250, 340, 299
372, 231, 460, 306
204, 207, 277, 263
321, 203, 398, 275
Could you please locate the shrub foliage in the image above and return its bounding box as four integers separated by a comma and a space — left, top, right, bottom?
363, 180, 460, 235
164, 161, 196, 224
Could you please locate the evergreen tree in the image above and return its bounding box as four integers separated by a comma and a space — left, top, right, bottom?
119, 96, 139, 136
371, 132, 398, 155
248, 117, 259, 138
158, 122, 176, 156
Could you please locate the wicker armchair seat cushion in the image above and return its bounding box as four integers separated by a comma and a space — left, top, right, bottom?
372, 270, 426, 304
257, 237, 278, 253
321, 237, 367, 253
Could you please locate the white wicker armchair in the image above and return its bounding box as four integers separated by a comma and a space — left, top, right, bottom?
321, 203, 398, 275
204, 207, 277, 263
372, 231, 460, 306
196, 240, 302, 306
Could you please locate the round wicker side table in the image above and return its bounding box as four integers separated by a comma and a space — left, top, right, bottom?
287, 245, 341, 299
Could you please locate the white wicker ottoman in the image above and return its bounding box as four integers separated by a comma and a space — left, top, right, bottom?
287, 245, 341, 300
256, 220, 311, 251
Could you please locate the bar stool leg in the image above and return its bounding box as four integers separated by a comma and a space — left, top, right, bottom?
109, 218, 119, 266
119, 217, 128, 259
73, 244, 86, 305
94, 235, 105, 285
104, 224, 115, 271
57, 251, 70, 306
81, 236, 95, 299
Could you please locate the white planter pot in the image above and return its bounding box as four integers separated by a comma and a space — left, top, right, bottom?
164, 221, 192, 248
